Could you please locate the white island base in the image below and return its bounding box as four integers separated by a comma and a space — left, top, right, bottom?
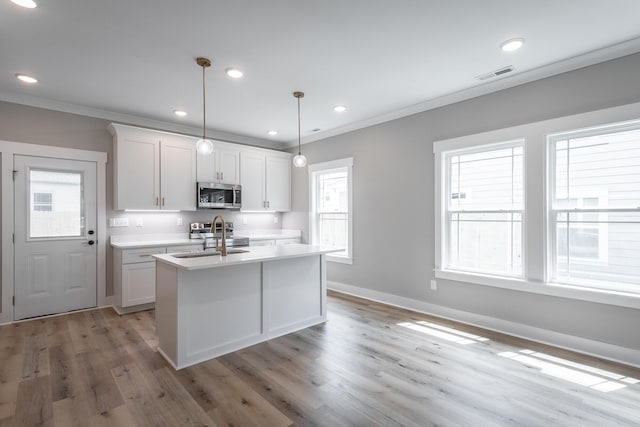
154, 245, 331, 369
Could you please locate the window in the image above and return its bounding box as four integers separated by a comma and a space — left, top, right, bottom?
309, 158, 353, 263
33, 192, 53, 211
549, 124, 640, 294
444, 141, 524, 277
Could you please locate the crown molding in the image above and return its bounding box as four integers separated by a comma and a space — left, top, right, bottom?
284, 37, 640, 148
0, 92, 286, 150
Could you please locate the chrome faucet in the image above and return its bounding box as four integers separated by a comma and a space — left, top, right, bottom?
210, 215, 227, 256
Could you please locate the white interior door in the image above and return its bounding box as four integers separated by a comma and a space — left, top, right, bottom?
13, 155, 97, 320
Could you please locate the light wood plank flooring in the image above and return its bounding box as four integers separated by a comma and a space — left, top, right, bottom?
1, 291, 639, 426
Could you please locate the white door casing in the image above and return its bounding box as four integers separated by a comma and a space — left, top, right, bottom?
14, 155, 98, 320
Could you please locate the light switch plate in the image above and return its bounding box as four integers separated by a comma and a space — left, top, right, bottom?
430, 280, 437, 290
136, 218, 143, 227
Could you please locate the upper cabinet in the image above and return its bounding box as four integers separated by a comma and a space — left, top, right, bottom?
240, 150, 291, 212
196, 142, 240, 185
109, 124, 197, 211
109, 123, 291, 212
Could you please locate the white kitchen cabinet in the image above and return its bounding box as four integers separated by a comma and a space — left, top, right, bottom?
113, 247, 164, 313
113, 243, 201, 314
240, 150, 291, 211
109, 124, 197, 211
196, 142, 240, 185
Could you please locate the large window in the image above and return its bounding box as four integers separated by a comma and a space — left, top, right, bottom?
549, 124, 640, 294
444, 141, 524, 277
309, 158, 353, 263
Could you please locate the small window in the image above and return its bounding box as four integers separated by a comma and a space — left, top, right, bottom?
444, 140, 524, 277
33, 192, 53, 212
309, 158, 353, 263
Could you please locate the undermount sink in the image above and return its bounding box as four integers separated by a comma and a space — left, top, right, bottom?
227, 249, 250, 254
171, 248, 249, 258
172, 252, 221, 259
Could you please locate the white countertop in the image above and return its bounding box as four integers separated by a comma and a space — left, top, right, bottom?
110, 229, 302, 249
110, 234, 196, 249
153, 243, 339, 270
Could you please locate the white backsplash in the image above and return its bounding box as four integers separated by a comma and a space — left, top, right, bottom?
108, 210, 283, 237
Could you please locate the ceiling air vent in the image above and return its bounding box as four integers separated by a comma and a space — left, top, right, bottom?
475, 65, 515, 81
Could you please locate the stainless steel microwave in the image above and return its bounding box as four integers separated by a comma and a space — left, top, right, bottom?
197, 182, 242, 209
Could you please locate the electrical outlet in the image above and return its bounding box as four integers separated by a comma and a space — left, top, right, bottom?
430, 279, 437, 290
177, 217, 183, 226
109, 218, 129, 227
273, 216, 278, 224
136, 217, 143, 227
242, 216, 248, 225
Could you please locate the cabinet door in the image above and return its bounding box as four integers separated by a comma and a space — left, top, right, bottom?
217, 147, 240, 184
121, 262, 156, 307
240, 151, 266, 210
161, 136, 197, 210
196, 150, 217, 182
115, 135, 159, 210
266, 154, 291, 212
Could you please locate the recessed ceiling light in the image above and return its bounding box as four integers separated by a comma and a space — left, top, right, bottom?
333, 105, 347, 113
501, 38, 525, 52
226, 68, 243, 78
15, 73, 38, 83
10, 0, 37, 8
267, 130, 278, 136
173, 109, 187, 117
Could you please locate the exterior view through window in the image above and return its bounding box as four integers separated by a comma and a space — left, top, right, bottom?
309, 158, 353, 263
549, 125, 640, 294
445, 141, 524, 277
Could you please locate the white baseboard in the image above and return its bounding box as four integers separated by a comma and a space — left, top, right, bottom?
328, 281, 640, 369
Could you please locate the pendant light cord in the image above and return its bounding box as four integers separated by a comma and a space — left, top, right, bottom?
202, 64, 207, 140
297, 96, 302, 155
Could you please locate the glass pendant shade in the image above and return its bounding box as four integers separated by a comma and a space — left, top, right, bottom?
196, 138, 214, 155
293, 153, 307, 168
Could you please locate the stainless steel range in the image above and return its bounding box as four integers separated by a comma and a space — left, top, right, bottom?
190, 222, 249, 249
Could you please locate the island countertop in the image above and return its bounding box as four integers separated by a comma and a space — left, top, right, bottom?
153, 243, 340, 270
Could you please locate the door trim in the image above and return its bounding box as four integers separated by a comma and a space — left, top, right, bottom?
0, 140, 108, 324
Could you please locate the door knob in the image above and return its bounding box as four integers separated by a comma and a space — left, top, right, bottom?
88, 240, 95, 245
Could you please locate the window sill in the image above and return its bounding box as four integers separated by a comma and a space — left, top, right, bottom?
434, 269, 640, 310
328, 255, 352, 265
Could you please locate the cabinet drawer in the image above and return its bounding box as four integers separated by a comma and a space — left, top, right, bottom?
122, 248, 165, 264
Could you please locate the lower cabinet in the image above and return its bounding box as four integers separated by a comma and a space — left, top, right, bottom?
113, 244, 201, 314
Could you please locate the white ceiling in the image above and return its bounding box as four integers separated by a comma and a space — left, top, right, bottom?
2, 0, 640, 149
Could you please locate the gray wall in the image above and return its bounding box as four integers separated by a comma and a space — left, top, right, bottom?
284, 52, 640, 351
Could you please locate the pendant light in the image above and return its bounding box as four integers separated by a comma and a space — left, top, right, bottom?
195, 57, 214, 155
292, 91, 307, 168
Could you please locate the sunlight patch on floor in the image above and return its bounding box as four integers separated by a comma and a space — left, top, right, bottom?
397, 321, 489, 345
498, 349, 638, 393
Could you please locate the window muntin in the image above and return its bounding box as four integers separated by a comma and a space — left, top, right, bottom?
445, 142, 524, 277
309, 158, 353, 262
549, 126, 640, 293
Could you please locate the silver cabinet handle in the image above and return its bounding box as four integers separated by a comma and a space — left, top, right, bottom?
221, 172, 224, 180
162, 197, 165, 206
155, 197, 159, 206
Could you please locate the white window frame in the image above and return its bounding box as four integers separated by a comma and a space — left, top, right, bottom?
309, 157, 353, 264
433, 101, 640, 310
442, 139, 525, 279
547, 120, 640, 294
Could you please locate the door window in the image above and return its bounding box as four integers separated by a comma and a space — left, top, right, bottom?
29, 169, 84, 238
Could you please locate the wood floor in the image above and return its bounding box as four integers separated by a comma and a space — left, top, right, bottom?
1, 291, 639, 427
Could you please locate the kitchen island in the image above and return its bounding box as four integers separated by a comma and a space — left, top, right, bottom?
153, 243, 339, 369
